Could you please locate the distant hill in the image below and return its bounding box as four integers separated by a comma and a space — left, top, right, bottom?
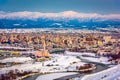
0, 18, 120, 29
0, 11, 120, 29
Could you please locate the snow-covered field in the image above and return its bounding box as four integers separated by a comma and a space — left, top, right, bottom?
81, 64, 120, 80
47, 55, 80, 67
0, 57, 33, 63
81, 56, 110, 64
36, 72, 77, 80
1, 51, 119, 80
66, 51, 111, 64
65, 51, 96, 57
0, 55, 84, 75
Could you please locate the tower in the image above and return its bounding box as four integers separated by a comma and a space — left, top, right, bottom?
41, 35, 50, 57
35, 35, 50, 61
43, 39, 46, 52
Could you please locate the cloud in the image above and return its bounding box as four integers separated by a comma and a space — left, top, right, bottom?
0, 11, 120, 20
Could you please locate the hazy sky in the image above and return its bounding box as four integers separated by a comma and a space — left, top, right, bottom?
0, 0, 120, 14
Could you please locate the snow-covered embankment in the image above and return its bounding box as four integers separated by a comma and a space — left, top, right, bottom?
81, 64, 120, 80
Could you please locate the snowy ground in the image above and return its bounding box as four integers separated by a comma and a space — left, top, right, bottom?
80, 56, 111, 64
65, 51, 96, 57
67, 62, 86, 71
46, 55, 80, 67
0, 57, 33, 63
1, 51, 117, 80
66, 51, 111, 64
0, 55, 84, 76
36, 72, 77, 80
81, 64, 120, 80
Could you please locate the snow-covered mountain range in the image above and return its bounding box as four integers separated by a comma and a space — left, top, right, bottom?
0, 11, 120, 29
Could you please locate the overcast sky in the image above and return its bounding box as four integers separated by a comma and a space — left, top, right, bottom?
0, 0, 120, 14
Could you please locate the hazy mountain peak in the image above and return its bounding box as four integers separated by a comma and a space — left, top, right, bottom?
0, 11, 120, 21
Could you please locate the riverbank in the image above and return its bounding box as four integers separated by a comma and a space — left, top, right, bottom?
23, 54, 109, 80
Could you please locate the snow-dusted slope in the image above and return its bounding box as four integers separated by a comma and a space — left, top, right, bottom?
0, 11, 120, 20
81, 64, 120, 80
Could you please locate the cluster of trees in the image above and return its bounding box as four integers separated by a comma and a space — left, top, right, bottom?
76, 64, 93, 70
0, 69, 33, 80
